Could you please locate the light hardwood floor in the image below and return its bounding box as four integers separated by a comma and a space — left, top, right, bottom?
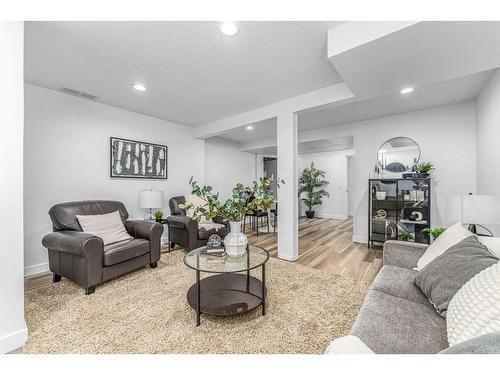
24, 217, 382, 292
246, 217, 383, 284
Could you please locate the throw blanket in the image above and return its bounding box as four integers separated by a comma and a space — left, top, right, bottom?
199, 222, 226, 232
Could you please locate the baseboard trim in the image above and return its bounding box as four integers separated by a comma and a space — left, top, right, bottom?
303, 213, 349, 220
0, 326, 27, 354
24, 262, 49, 277
353, 236, 368, 244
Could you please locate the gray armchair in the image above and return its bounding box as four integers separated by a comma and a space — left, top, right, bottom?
42, 200, 163, 294
167, 196, 229, 251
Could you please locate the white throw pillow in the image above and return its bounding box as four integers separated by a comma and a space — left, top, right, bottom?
325, 335, 374, 354
184, 194, 213, 224
447, 261, 500, 346
478, 236, 500, 258
415, 222, 473, 271
76, 211, 132, 245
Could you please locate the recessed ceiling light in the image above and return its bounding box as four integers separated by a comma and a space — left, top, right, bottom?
246, 125, 254, 130
131, 83, 146, 92
220, 21, 238, 36
400, 87, 414, 94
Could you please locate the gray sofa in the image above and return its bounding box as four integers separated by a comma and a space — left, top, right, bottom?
329, 240, 500, 354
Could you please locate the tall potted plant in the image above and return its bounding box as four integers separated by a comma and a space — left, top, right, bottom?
298, 162, 329, 218
181, 176, 279, 256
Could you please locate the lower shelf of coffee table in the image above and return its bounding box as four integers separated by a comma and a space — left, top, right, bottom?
186, 273, 266, 316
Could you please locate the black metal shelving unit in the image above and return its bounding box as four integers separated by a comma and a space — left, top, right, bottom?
368, 178, 431, 248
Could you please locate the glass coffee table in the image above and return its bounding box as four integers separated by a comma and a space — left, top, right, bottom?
183, 245, 269, 326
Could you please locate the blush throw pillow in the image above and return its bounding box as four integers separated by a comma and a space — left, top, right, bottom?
447, 261, 500, 347
414, 235, 498, 317
76, 211, 132, 245
415, 222, 473, 271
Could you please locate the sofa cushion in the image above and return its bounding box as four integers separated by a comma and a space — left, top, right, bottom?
349, 289, 448, 354
439, 332, 500, 354
416, 222, 472, 271
103, 238, 150, 266
414, 236, 498, 317
371, 265, 429, 306
383, 241, 428, 269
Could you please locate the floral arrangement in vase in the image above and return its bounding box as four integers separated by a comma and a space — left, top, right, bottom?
180, 176, 282, 256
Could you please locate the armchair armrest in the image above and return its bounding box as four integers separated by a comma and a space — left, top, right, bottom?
42, 231, 103, 257
125, 220, 163, 263
213, 215, 229, 228
125, 220, 163, 241
166, 215, 198, 232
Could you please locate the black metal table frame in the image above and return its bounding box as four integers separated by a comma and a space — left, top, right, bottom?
184, 247, 268, 327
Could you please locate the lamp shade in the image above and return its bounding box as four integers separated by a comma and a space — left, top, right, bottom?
446, 194, 500, 225
138, 190, 163, 209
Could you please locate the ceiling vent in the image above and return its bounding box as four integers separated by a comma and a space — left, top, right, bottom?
60, 87, 97, 101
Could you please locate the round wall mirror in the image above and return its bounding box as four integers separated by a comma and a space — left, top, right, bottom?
377, 137, 420, 173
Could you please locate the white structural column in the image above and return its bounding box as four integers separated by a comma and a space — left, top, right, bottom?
277, 112, 298, 261
0, 22, 27, 353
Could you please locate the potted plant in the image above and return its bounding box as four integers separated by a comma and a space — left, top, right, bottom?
180, 176, 280, 256
398, 229, 415, 242
154, 210, 164, 222
422, 227, 445, 241
298, 162, 329, 218
414, 161, 434, 178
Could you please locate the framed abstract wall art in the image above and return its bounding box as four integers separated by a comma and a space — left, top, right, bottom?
110, 137, 167, 179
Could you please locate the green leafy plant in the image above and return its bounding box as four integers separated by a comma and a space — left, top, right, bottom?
179, 176, 282, 223
422, 227, 445, 240
298, 162, 329, 212
398, 230, 415, 242
415, 161, 434, 174
154, 210, 164, 221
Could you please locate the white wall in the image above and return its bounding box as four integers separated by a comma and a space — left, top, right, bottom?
298, 150, 353, 219
205, 137, 256, 201
476, 68, 500, 235
0, 22, 27, 353
24, 84, 205, 276
299, 102, 477, 242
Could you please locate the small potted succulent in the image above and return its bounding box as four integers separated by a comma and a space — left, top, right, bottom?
154, 210, 164, 222
398, 229, 415, 242
414, 162, 434, 178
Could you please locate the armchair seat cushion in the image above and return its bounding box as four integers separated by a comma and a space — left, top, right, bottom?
198, 225, 229, 240
103, 238, 150, 266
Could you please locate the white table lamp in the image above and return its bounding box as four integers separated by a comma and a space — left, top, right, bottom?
446, 194, 500, 235
139, 189, 164, 220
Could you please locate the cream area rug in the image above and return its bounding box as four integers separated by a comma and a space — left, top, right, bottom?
23, 251, 369, 354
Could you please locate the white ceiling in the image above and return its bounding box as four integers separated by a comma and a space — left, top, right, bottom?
329, 21, 500, 99
247, 136, 354, 155
25, 21, 344, 126
298, 69, 493, 130
218, 118, 276, 143
219, 70, 493, 144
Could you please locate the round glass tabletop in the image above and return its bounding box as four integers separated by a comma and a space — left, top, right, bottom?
184, 245, 269, 274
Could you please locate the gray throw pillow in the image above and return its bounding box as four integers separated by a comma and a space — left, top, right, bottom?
414, 235, 499, 317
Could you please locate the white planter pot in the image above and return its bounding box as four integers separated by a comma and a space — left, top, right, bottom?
224, 221, 248, 257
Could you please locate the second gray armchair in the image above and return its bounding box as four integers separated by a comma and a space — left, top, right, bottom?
167, 196, 229, 251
